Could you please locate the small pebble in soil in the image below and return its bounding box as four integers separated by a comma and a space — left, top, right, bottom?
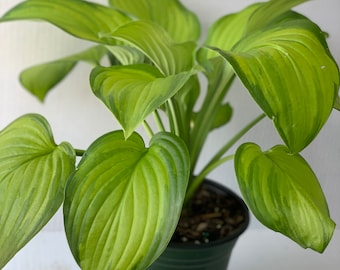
171, 183, 246, 245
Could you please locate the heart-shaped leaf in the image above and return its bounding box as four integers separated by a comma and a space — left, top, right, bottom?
109, 0, 200, 42
235, 143, 335, 252
101, 21, 196, 75
199, 1, 339, 153
0, 0, 131, 43
214, 11, 339, 153
0, 114, 75, 268
64, 131, 189, 270
20, 46, 108, 101
90, 64, 194, 138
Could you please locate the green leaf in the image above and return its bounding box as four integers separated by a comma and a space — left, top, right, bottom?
109, 0, 200, 42
198, 4, 260, 62
20, 46, 108, 101
100, 21, 196, 75
64, 131, 190, 270
172, 75, 200, 144
246, 0, 309, 33
211, 103, 233, 130
235, 143, 335, 253
192, 102, 232, 132
106, 45, 145, 66
200, 0, 310, 61
0, 114, 75, 268
215, 12, 340, 153
90, 64, 194, 138
0, 0, 131, 43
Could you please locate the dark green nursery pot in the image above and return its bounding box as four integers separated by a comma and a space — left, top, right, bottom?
148, 180, 249, 270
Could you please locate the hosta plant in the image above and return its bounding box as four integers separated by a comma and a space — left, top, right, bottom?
0, 0, 339, 269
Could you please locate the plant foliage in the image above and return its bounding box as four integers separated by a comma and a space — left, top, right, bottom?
0, 0, 339, 268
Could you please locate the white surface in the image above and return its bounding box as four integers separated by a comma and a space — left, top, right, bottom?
3, 228, 339, 269
230, 229, 340, 270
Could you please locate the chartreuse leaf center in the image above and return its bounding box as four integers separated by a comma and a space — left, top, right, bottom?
64, 131, 190, 270
90, 64, 195, 139
109, 0, 200, 43
100, 20, 196, 76
0, 0, 132, 43
210, 10, 339, 153
235, 143, 335, 253
0, 114, 75, 268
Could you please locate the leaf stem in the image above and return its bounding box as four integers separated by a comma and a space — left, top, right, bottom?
186, 113, 266, 202
167, 98, 180, 136
185, 154, 235, 203
189, 61, 235, 173
205, 113, 266, 167
152, 110, 166, 132
143, 120, 154, 138
75, 149, 86, 157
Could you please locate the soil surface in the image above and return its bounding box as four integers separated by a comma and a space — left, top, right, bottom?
171, 182, 247, 245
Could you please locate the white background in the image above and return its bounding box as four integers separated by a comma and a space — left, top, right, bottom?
0, 0, 339, 269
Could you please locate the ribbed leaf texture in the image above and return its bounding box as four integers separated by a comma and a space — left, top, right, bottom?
203, 2, 340, 153
235, 143, 335, 253
0, 0, 131, 43
109, 0, 200, 42
102, 21, 196, 75
90, 64, 194, 138
64, 131, 190, 270
0, 114, 75, 267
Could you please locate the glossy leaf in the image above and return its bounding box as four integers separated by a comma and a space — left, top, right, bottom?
109, 0, 200, 42
64, 131, 190, 270
20, 46, 108, 101
214, 11, 339, 153
0, 114, 75, 268
0, 0, 131, 43
235, 143, 335, 252
90, 64, 194, 138
101, 21, 196, 75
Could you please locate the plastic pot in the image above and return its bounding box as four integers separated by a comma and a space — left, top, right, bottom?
148, 180, 249, 270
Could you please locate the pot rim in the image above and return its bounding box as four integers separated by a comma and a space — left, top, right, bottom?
168, 179, 250, 249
